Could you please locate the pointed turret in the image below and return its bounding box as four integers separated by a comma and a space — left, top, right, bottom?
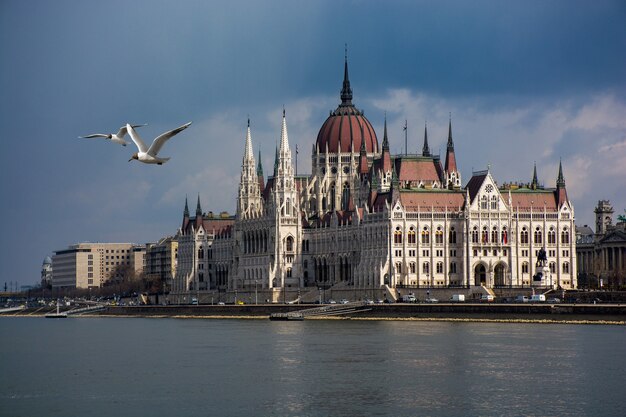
555, 159, 569, 208
422, 122, 431, 157
340, 46, 353, 106
273, 145, 279, 177
444, 116, 461, 189
381, 115, 392, 173
195, 195, 203, 228
196, 195, 202, 217
257, 150, 265, 191
243, 118, 254, 162
531, 162, 539, 189
182, 196, 190, 232
183, 196, 190, 218
358, 122, 369, 176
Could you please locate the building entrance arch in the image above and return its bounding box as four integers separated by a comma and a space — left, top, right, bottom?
494, 263, 507, 287
474, 263, 487, 286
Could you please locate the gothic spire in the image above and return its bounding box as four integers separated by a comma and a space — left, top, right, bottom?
273, 144, 279, 176
382, 114, 389, 152
422, 122, 431, 157
531, 162, 539, 189
447, 115, 454, 151
340, 45, 353, 106
257, 149, 264, 178
196, 194, 202, 217
183, 196, 189, 218
243, 117, 253, 162
279, 108, 290, 157
557, 158, 565, 188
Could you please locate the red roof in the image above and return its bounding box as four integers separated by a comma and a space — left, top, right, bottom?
509, 190, 558, 211
316, 106, 378, 154
399, 191, 465, 212
395, 157, 442, 183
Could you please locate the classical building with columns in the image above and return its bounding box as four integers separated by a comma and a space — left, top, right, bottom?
576, 200, 626, 289
171, 57, 577, 298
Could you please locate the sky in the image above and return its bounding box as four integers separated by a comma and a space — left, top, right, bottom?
1, 0, 625, 288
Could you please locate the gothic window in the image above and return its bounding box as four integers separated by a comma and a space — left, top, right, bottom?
285, 236, 294, 252
521, 227, 529, 245
481, 195, 488, 210
491, 227, 498, 244
394, 227, 403, 244
548, 227, 556, 245
423, 262, 430, 274
549, 262, 556, 274
421, 227, 430, 244
472, 226, 479, 243
435, 227, 443, 245
410, 262, 416, 274
491, 195, 498, 210
287, 267, 292, 278
395, 262, 402, 274
450, 262, 457, 273
561, 228, 570, 244
482, 227, 489, 244
501, 228, 508, 244
562, 262, 570, 274
522, 262, 529, 274
198, 247, 204, 259
449, 227, 457, 244
330, 183, 336, 211
408, 227, 416, 244
534, 227, 542, 245
341, 182, 350, 211
436, 262, 443, 274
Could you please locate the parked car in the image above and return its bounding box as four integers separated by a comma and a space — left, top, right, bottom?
401, 293, 417, 303
425, 298, 439, 303
480, 294, 495, 302
547, 297, 561, 303
515, 295, 530, 303
339, 299, 349, 304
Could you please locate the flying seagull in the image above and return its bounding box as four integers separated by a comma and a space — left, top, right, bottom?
79, 124, 147, 146
127, 122, 192, 165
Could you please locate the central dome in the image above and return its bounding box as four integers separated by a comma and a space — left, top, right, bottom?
315, 58, 379, 154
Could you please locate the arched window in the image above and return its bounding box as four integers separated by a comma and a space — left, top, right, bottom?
198, 246, 204, 259
549, 262, 556, 274
491, 195, 498, 210
450, 262, 457, 273
410, 262, 416, 274
395, 262, 402, 274
472, 226, 479, 243
341, 182, 350, 211
501, 227, 508, 244
534, 227, 542, 245
522, 262, 529, 274
561, 228, 570, 244
521, 227, 529, 245
481, 195, 488, 209
285, 236, 294, 252
482, 227, 489, 243
449, 227, 457, 244
548, 227, 556, 245
408, 227, 416, 244
394, 227, 403, 244
286, 267, 292, 278
491, 227, 498, 244
421, 227, 430, 244
435, 227, 443, 244
563, 262, 570, 274
436, 262, 443, 274
423, 262, 430, 274
330, 183, 336, 211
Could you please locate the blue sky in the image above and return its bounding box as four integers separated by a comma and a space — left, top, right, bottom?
1, 0, 625, 288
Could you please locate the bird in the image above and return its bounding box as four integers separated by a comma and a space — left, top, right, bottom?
127, 122, 192, 165
79, 124, 147, 146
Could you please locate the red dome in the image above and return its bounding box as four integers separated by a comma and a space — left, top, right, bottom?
316, 105, 379, 154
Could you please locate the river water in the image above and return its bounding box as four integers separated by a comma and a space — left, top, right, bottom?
1, 317, 624, 417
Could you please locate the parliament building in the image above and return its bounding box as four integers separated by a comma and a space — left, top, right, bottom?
171, 58, 577, 301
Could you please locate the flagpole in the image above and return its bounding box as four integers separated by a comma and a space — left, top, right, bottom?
403, 120, 408, 156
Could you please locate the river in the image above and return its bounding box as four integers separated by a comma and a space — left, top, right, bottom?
1, 317, 624, 417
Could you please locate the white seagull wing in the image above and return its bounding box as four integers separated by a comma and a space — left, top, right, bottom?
80, 134, 108, 139
117, 124, 147, 138
147, 122, 192, 156
126, 124, 149, 153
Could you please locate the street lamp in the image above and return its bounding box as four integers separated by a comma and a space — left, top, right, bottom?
255, 280, 258, 305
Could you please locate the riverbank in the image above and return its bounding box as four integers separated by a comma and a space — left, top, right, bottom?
4, 303, 625, 324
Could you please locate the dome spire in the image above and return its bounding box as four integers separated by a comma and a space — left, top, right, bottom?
531, 162, 539, 189
340, 44, 353, 106
447, 113, 454, 151
382, 113, 389, 152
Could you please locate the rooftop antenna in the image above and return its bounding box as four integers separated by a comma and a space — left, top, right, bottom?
403, 119, 408, 156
